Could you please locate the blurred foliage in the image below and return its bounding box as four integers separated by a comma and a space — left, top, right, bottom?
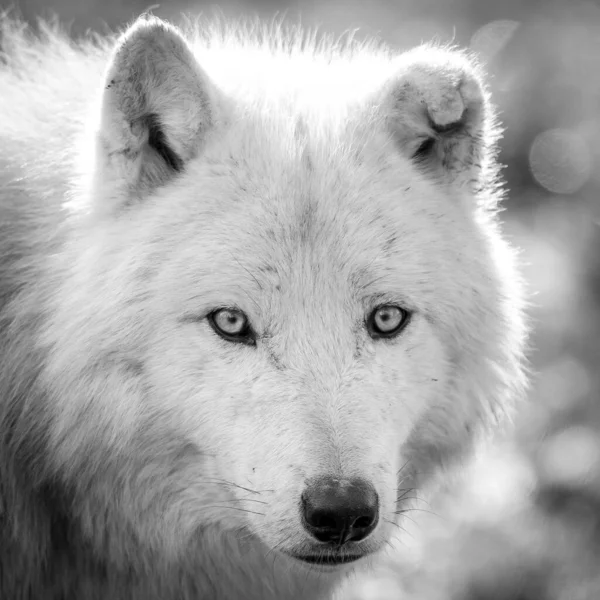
4, 0, 600, 597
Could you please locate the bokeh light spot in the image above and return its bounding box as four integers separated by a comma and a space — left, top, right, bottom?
470, 20, 520, 62
540, 426, 600, 487
529, 128, 592, 195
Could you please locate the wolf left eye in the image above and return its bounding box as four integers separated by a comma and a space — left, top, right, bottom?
208, 308, 255, 345
367, 305, 411, 339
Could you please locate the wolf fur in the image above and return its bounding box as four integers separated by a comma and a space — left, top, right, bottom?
0, 13, 527, 600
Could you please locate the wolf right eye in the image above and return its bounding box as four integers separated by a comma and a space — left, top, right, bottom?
208, 308, 255, 345
367, 304, 411, 339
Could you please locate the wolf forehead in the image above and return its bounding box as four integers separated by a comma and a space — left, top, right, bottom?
177, 119, 428, 235
158, 123, 446, 284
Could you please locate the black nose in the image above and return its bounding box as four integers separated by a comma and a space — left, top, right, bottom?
301, 477, 379, 545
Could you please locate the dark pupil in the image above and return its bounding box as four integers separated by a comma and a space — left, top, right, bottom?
220, 311, 244, 333
377, 308, 400, 330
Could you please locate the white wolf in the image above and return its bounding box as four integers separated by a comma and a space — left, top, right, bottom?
0, 12, 527, 600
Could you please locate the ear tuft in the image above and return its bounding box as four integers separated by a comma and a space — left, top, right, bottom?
94, 17, 216, 210
379, 46, 496, 188
411, 136, 436, 162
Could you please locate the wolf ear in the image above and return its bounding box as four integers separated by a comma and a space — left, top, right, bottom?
379, 47, 496, 189
94, 17, 215, 211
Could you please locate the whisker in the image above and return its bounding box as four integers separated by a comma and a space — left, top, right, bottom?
395, 487, 417, 500
203, 505, 266, 516
383, 517, 401, 530
394, 496, 420, 504
396, 460, 411, 478
200, 477, 272, 494
395, 507, 439, 517
395, 512, 418, 526
216, 498, 269, 505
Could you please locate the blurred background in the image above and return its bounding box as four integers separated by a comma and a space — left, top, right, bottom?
5, 0, 600, 598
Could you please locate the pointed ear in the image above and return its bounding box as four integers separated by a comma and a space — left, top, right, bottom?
378, 47, 497, 189
94, 16, 216, 211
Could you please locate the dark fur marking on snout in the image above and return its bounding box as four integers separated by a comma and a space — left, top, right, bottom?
141, 113, 184, 172
258, 264, 278, 275
382, 233, 398, 253
94, 352, 145, 377
122, 358, 145, 376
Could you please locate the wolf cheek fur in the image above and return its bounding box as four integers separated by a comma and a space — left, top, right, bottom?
0, 14, 527, 600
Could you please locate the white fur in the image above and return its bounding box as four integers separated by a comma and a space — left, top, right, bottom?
0, 14, 528, 600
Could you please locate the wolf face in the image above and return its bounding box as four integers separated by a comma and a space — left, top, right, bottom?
37, 17, 526, 572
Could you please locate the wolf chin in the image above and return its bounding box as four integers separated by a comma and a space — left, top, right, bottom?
0, 12, 527, 600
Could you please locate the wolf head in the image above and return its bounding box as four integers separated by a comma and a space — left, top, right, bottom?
40, 17, 527, 571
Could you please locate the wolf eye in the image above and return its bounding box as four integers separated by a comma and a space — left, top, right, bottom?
208, 308, 254, 345
367, 305, 410, 339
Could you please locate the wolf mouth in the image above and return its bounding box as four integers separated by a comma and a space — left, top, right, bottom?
289, 553, 365, 566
